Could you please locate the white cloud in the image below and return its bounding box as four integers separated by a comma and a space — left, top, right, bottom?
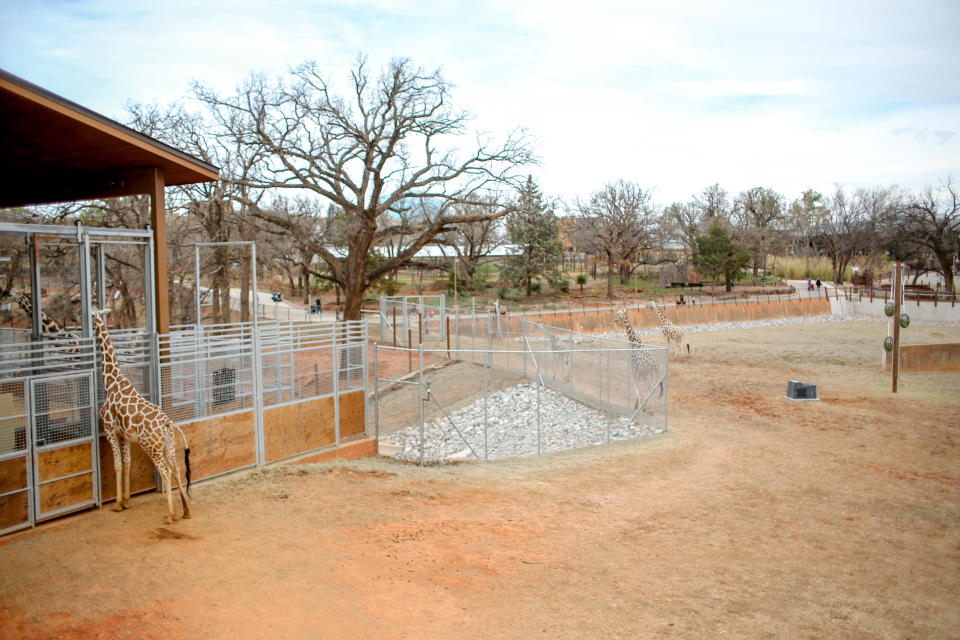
1, 0, 957, 204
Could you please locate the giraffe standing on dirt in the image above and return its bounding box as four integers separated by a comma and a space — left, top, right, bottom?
614, 307, 663, 414
93, 308, 191, 524
648, 300, 688, 359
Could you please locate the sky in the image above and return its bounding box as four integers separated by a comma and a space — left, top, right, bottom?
1, 0, 958, 208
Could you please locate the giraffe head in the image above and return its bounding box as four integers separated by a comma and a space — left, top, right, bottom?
5, 287, 30, 308
647, 299, 658, 310
614, 306, 628, 327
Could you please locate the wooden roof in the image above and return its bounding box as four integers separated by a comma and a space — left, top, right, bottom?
0, 68, 219, 208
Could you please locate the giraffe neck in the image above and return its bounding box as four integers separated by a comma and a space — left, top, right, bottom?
653, 305, 669, 328
620, 313, 641, 344
12, 290, 72, 336
93, 314, 132, 394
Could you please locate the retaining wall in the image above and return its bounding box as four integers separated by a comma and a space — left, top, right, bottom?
882, 343, 960, 372
532, 297, 832, 334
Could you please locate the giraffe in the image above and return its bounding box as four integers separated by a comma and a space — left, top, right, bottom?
92, 308, 191, 524
648, 300, 688, 359
548, 332, 571, 382
614, 306, 663, 414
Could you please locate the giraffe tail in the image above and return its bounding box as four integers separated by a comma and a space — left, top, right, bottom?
174, 424, 192, 498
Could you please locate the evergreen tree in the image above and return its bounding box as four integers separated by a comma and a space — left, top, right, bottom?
502, 177, 563, 296
692, 223, 750, 292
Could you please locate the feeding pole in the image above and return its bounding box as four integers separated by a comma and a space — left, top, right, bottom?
892, 262, 901, 393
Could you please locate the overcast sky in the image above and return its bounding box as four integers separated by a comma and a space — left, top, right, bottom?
2, 0, 958, 207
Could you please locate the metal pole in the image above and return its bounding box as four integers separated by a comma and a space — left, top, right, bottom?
522, 319, 527, 377
374, 343, 380, 455
194, 245, 202, 332
892, 262, 901, 394
536, 355, 541, 456
664, 348, 669, 432
606, 347, 611, 444
250, 243, 265, 466
333, 324, 340, 443
484, 331, 490, 461
418, 342, 425, 467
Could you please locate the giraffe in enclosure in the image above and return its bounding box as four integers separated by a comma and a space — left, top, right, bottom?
92, 308, 191, 524
648, 300, 688, 359
3, 286, 82, 351
548, 332, 571, 382
614, 307, 663, 414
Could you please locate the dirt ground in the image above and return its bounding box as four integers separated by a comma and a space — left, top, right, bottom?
1, 320, 958, 639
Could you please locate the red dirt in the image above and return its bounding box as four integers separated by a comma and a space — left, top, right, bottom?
1, 321, 958, 639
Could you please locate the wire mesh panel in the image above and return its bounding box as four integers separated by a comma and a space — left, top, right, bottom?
32, 373, 94, 447
375, 327, 668, 465
30, 371, 97, 520
159, 324, 255, 423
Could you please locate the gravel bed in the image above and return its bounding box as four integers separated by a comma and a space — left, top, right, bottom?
382, 382, 664, 463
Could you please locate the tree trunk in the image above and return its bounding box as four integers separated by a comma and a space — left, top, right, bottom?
606, 254, 615, 299
936, 253, 955, 294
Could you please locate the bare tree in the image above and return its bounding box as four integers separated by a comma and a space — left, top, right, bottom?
892, 181, 960, 293
816, 186, 896, 284
732, 187, 785, 275
577, 180, 657, 299
787, 189, 827, 278
127, 101, 269, 324
195, 57, 533, 319
437, 199, 504, 290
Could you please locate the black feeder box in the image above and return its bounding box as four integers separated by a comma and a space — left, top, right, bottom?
786, 380, 817, 401
213, 367, 237, 405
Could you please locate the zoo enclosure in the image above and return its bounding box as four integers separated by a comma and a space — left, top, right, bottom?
372, 315, 668, 465
0, 224, 369, 537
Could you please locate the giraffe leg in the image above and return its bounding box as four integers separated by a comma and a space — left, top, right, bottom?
101, 410, 125, 513
165, 433, 191, 519
154, 460, 177, 524
121, 440, 132, 509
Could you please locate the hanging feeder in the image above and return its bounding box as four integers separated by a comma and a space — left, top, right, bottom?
884, 302, 895, 317
883, 336, 894, 352
899, 313, 910, 329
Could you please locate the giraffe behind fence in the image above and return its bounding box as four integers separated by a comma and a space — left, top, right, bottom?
614, 307, 663, 415
648, 300, 688, 359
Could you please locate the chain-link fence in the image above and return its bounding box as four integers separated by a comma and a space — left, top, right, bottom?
372, 317, 668, 464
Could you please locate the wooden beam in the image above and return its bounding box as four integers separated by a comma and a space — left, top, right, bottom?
0, 168, 169, 208
148, 168, 169, 336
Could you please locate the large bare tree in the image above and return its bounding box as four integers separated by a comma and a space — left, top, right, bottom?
893, 181, 959, 293
195, 57, 533, 319
577, 180, 657, 299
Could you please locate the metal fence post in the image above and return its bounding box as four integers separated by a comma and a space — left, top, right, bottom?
536, 354, 541, 456
373, 343, 379, 454
333, 325, 340, 444
606, 347, 611, 444
418, 342, 425, 467
483, 346, 489, 461
522, 319, 527, 377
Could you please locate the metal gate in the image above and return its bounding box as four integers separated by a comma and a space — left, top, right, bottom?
29, 372, 98, 521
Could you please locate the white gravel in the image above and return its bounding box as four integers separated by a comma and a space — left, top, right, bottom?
382, 382, 664, 463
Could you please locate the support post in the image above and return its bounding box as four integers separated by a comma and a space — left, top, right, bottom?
892, 262, 901, 394
148, 168, 170, 336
